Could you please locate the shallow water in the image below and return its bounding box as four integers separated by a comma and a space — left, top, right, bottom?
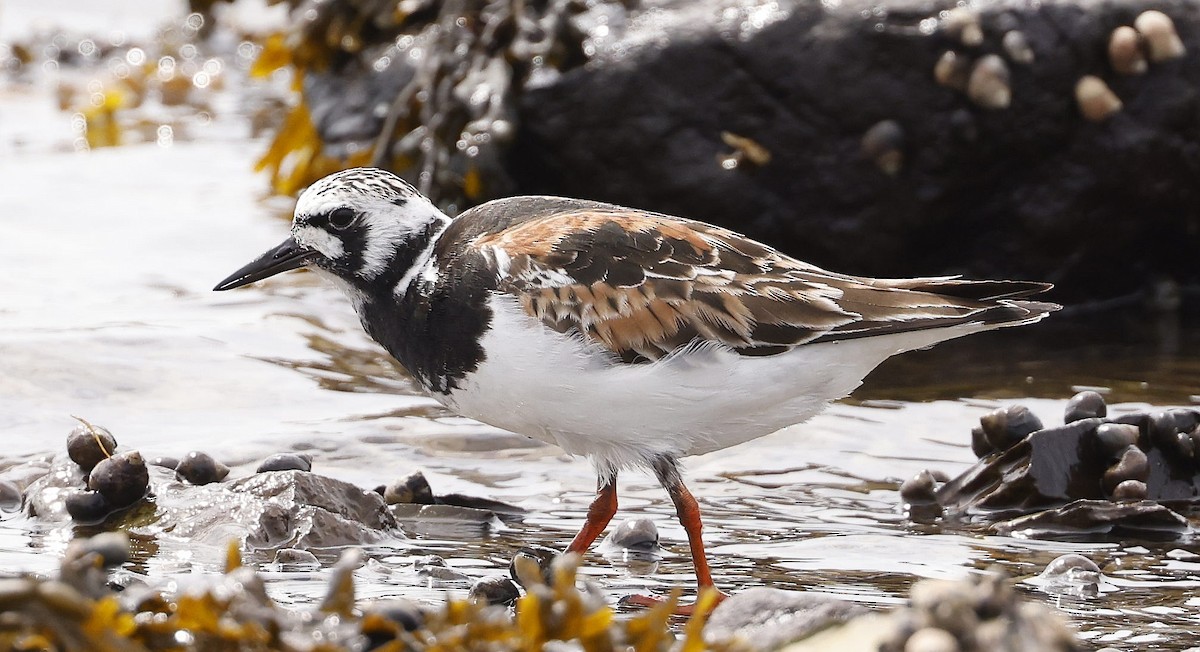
3, 9, 1200, 650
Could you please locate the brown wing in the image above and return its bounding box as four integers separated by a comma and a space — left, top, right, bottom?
470, 207, 1054, 363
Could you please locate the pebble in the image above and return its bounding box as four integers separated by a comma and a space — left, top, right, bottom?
606, 518, 659, 551
1094, 423, 1139, 457
1103, 446, 1149, 494
1112, 479, 1148, 501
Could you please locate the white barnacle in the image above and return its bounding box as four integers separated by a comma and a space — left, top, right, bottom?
1135, 10, 1185, 63
1002, 30, 1035, 65
1075, 75, 1122, 123
1108, 26, 1148, 75
967, 55, 1011, 110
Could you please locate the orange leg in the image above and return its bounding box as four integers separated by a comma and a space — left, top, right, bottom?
566, 474, 618, 554
624, 457, 729, 614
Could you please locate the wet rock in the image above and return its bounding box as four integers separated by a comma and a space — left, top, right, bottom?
175, 451, 229, 486
66, 421, 117, 471
1035, 554, 1101, 598
88, 451, 148, 508
991, 500, 1189, 538
256, 453, 312, 473
604, 518, 659, 552
1064, 391, 1106, 423
937, 404, 1200, 536
706, 587, 867, 651
0, 479, 21, 512
787, 571, 1079, 651
382, 470, 435, 505
469, 575, 521, 607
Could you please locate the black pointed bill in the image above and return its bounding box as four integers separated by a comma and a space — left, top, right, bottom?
213, 236, 320, 291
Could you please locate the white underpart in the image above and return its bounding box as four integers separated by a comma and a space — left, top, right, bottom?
293, 225, 344, 259
444, 295, 1006, 475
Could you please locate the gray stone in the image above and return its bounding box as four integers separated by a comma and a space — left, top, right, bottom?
705, 587, 867, 651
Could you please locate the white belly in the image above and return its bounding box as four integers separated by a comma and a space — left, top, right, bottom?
445, 294, 985, 473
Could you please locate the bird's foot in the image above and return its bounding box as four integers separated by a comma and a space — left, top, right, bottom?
619, 587, 728, 617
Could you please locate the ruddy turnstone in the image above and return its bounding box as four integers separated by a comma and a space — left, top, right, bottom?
215, 167, 1058, 608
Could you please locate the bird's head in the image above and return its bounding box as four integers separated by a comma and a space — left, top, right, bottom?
214, 168, 448, 292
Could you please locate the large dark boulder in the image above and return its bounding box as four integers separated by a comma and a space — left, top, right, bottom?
510, 0, 1200, 306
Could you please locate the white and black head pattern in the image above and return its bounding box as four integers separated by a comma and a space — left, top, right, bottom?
291, 168, 449, 287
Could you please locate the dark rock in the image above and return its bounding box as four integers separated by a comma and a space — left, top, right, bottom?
66, 422, 117, 471
512, 0, 1200, 308
0, 479, 21, 512
937, 418, 1106, 514
175, 451, 229, 486
991, 499, 1189, 538
256, 453, 313, 473
604, 518, 659, 552
382, 471, 435, 505
1064, 391, 1106, 423
705, 587, 868, 651
88, 451, 149, 508
469, 576, 521, 607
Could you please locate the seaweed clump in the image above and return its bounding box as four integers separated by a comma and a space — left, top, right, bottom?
0, 534, 726, 652
251, 0, 633, 212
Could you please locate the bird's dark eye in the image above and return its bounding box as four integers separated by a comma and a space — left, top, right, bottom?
328, 207, 357, 230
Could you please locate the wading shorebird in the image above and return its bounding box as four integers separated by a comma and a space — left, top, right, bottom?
215, 167, 1058, 610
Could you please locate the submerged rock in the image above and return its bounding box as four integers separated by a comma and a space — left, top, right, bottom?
706, 587, 868, 651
